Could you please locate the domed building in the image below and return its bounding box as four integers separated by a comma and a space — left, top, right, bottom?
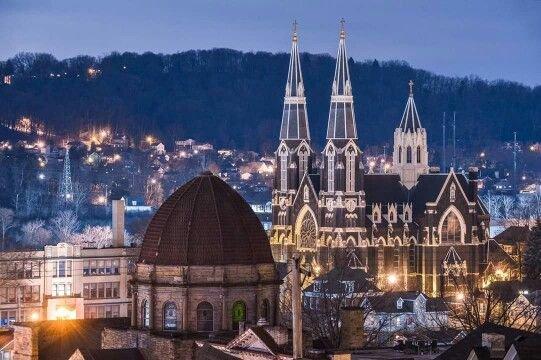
130, 171, 280, 333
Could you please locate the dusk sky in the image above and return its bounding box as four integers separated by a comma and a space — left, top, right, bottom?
1, 0, 539, 86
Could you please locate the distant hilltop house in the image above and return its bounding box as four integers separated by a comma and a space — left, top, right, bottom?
175, 138, 214, 157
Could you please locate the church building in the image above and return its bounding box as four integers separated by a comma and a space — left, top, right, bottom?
270, 23, 491, 297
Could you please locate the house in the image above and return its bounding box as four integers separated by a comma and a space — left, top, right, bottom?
435, 322, 541, 360
494, 226, 530, 262
362, 292, 448, 333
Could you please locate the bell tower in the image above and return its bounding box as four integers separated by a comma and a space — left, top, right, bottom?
392, 80, 429, 189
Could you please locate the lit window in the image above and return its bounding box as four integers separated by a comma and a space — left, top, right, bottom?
441, 211, 461, 243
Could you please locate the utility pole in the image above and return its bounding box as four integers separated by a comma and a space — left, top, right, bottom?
442, 112, 446, 172
513, 131, 518, 195
452, 111, 456, 169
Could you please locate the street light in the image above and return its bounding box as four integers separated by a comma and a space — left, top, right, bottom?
38, 173, 45, 180
387, 273, 398, 286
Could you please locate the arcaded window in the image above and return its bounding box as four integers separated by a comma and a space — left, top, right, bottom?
398, 146, 402, 164
197, 301, 214, 332
232, 301, 247, 330
406, 146, 412, 163
416, 146, 421, 163
441, 211, 461, 243
327, 155, 335, 192
280, 154, 288, 192
163, 302, 177, 331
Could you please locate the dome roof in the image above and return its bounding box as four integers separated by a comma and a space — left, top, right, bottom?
139, 171, 275, 266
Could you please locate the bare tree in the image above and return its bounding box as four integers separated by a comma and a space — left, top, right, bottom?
50, 210, 79, 243
72, 182, 89, 217
145, 177, 164, 208
72, 225, 112, 248
20, 220, 52, 246
0, 208, 15, 250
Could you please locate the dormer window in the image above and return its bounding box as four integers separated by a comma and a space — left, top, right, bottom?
397, 298, 403, 309
303, 185, 309, 203
373, 205, 381, 223
450, 183, 456, 202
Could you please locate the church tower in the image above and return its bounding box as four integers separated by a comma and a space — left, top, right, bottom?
392, 81, 429, 189
319, 20, 365, 256
272, 22, 314, 248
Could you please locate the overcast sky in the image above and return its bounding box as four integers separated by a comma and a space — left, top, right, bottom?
1, 0, 539, 86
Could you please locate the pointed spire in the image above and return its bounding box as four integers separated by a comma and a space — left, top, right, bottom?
399, 80, 422, 132
280, 21, 310, 141
327, 19, 357, 139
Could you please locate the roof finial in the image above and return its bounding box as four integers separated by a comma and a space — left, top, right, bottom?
408, 80, 414, 97
340, 18, 346, 39
292, 20, 298, 42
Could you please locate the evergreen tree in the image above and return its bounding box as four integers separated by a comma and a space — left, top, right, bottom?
524, 220, 541, 279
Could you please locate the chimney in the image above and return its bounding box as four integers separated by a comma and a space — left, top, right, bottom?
429, 166, 440, 174
339, 307, 365, 350
468, 167, 479, 200
112, 198, 125, 247
481, 333, 505, 359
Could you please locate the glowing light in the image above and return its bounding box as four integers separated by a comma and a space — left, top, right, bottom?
54, 306, 76, 320
387, 274, 398, 285
521, 175, 526, 181
38, 173, 45, 180
193, 150, 199, 154
369, 161, 376, 168
35, 140, 45, 149
100, 130, 108, 138
30, 312, 39, 321
65, 193, 72, 200
87, 157, 94, 164
240, 172, 252, 180
113, 154, 121, 161
97, 195, 106, 204
480, 152, 485, 157
530, 145, 536, 151
146, 135, 154, 145
455, 292, 465, 301
150, 178, 157, 184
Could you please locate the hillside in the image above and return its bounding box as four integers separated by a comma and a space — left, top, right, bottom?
0, 50, 539, 153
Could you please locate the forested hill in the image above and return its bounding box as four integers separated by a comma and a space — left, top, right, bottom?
0, 49, 539, 152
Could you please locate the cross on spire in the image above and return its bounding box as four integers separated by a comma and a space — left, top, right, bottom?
409, 80, 414, 96
292, 20, 298, 41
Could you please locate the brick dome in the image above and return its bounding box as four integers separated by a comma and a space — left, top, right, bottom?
139, 171, 275, 266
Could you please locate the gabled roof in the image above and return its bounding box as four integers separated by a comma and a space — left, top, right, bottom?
494, 226, 531, 245
363, 291, 424, 313
74, 348, 145, 360
196, 343, 241, 360
304, 266, 378, 294
486, 239, 517, 267
435, 322, 541, 360
364, 174, 407, 205
227, 326, 281, 356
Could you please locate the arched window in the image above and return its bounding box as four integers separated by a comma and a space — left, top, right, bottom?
280, 154, 288, 192
141, 299, 150, 328
197, 302, 214, 332
163, 302, 177, 331
441, 211, 461, 243
393, 242, 400, 271
299, 149, 309, 180
303, 185, 309, 202
398, 146, 402, 164
260, 299, 270, 323
408, 242, 415, 272
406, 146, 412, 163
299, 211, 317, 249
450, 183, 456, 202
327, 155, 335, 192
345, 148, 355, 192
416, 146, 421, 163
232, 301, 246, 330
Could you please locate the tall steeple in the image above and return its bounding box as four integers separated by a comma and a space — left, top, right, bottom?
392, 80, 429, 189
280, 20, 310, 141
326, 19, 357, 140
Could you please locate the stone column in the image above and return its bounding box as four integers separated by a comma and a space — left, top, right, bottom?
181, 289, 188, 331
131, 285, 138, 327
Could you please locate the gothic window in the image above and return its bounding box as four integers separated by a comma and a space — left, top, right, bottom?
299, 212, 317, 249
299, 149, 309, 180
416, 146, 421, 163
408, 242, 415, 272
141, 299, 150, 328
303, 185, 309, 202
327, 155, 335, 192
231, 301, 246, 330
377, 241, 385, 274
280, 154, 288, 192
345, 148, 355, 192
393, 241, 400, 271
450, 183, 456, 202
441, 211, 462, 243
398, 146, 402, 164
163, 302, 177, 331
197, 301, 214, 332
406, 146, 412, 163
